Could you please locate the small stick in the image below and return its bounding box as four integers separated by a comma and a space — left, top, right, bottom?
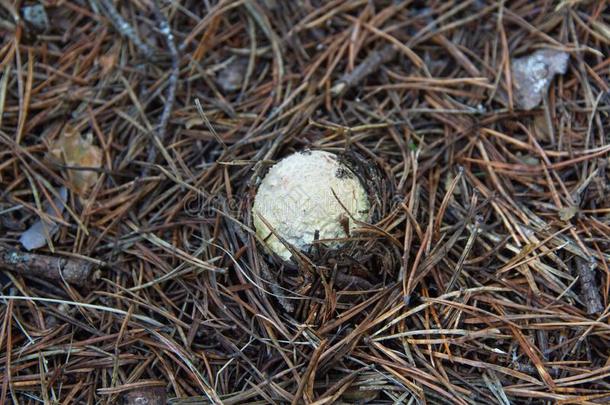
98, 0, 155, 59
0, 245, 99, 286
97, 0, 180, 177
144, 0, 180, 176
575, 257, 604, 314
331, 44, 397, 96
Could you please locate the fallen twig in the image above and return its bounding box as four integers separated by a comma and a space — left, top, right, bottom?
0, 244, 100, 286
144, 0, 180, 176
575, 257, 604, 314
331, 44, 396, 96
98, 0, 155, 58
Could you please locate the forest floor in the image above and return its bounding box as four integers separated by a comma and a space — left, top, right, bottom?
0, 1, 609, 404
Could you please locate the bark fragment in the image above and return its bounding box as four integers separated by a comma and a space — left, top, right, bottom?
0, 245, 99, 286
575, 257, 604, 314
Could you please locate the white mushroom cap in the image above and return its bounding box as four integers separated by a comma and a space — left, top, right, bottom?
252, 150, 369, 261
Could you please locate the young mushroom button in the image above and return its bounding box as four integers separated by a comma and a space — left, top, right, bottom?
252, 151, 370, 261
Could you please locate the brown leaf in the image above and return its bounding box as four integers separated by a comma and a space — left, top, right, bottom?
99, 54, 117, 76
48, 124, 102, 195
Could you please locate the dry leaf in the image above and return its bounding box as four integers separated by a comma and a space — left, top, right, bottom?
559, 205, 578, 221
533, 114, 551, 142
20, 187, 67, 251
98, 45, 119, 76
216, 58, 248, 92
48, 125, 102, 195
511, 49, 569, 110
185, 117, 204, 129
99, 53, 117, 76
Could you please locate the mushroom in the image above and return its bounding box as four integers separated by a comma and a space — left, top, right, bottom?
252, 150, 369, 261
